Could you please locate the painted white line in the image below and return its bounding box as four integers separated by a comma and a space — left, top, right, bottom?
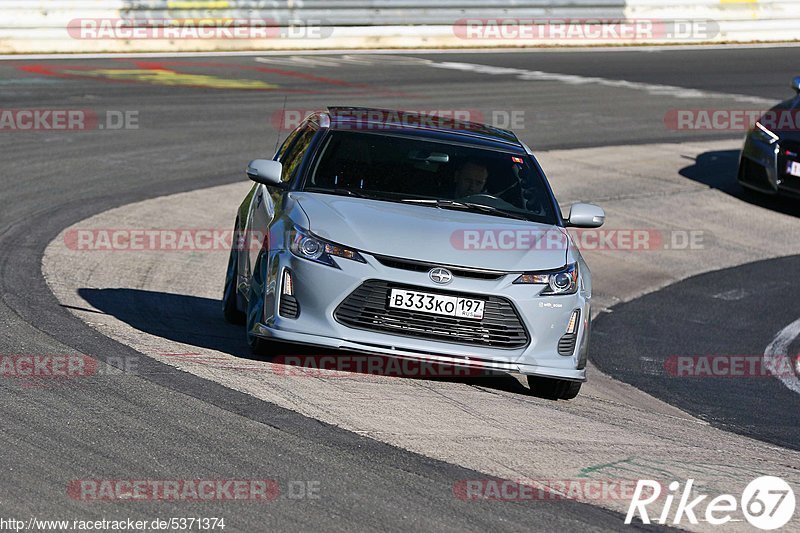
254, 56, 352, 67
255, 54, 775, 106
425, 61, 775, 105
254, 54, 433, 68
764, 317, 800, 395
2, 42, 799, 61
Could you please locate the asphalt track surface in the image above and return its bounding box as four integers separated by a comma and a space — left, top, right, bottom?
1, 46, 800, 530
592, 255, 800, 451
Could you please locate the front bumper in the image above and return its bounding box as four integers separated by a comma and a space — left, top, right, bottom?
739, 133, 800, 196
252, 250, 591, 382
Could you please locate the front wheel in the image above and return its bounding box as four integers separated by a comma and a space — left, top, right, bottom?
527, 376, 582, 400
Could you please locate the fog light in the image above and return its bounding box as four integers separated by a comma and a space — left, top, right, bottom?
282, 270, 294, 296
279, 269, 299, 319
566, 309, 580, 335
558, 309, 581, 356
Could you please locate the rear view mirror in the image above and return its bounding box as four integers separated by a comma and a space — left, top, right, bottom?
566, 203, 605, 228
408, 150, 449, 163
792, 76, 800, 94
246, 159, 284, 188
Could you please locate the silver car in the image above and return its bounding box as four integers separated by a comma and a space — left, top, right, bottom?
223, 108, 605, 400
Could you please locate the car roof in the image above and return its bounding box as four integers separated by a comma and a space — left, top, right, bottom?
310, 107, 527, 154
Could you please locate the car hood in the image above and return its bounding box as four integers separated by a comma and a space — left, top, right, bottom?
290, 192, 569, 272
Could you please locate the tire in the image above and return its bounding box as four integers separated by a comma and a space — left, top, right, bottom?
222, 243, 246, 325
527, 376, 582, 400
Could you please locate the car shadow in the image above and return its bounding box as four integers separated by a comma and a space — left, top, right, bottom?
77, 288, 530, 395
679, 149, 800, 217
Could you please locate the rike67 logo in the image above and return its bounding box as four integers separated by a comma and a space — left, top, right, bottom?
626, 477, 795, 530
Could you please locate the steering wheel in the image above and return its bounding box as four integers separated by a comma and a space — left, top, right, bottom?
460, 193, 521, 212
460, 193, 499, 202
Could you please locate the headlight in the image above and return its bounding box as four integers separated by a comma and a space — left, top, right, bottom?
288, 227, 365, 268
753, 122, 779, 145
514, 263, 579, 295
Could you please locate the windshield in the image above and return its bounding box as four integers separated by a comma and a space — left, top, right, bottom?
302, 131, 559, 225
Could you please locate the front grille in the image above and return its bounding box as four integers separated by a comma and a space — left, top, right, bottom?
373, 255, 505, 280
334, 280, 529, 349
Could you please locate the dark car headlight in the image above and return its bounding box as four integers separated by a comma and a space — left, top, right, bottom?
288, 227, 365, 268
753, 121, 780, 145
514, 262, 579, 295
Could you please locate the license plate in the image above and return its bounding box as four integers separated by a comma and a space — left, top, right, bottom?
388, 288, 485, 320
787, 161, 800, 177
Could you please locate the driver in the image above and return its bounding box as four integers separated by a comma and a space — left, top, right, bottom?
452, 160, 488, 198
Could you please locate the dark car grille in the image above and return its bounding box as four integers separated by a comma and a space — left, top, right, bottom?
373, 255, 505, 280
334, 280, 529, 349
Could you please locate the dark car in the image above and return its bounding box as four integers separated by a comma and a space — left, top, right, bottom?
738, 76, 800, 196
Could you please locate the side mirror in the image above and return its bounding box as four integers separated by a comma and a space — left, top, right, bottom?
246, 159, 284, 188
566, 203, 605, 228
792, 76, 800, 94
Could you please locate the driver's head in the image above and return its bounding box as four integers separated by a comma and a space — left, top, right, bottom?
453, 161, 488, 197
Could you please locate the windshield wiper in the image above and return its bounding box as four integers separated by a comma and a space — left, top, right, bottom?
458, 202, 532, 221
400, 198, 531, 221
306, 187, 373, 199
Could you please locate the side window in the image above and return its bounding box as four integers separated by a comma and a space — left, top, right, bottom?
274, 126, 303, 161
279, 126, 316, 184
